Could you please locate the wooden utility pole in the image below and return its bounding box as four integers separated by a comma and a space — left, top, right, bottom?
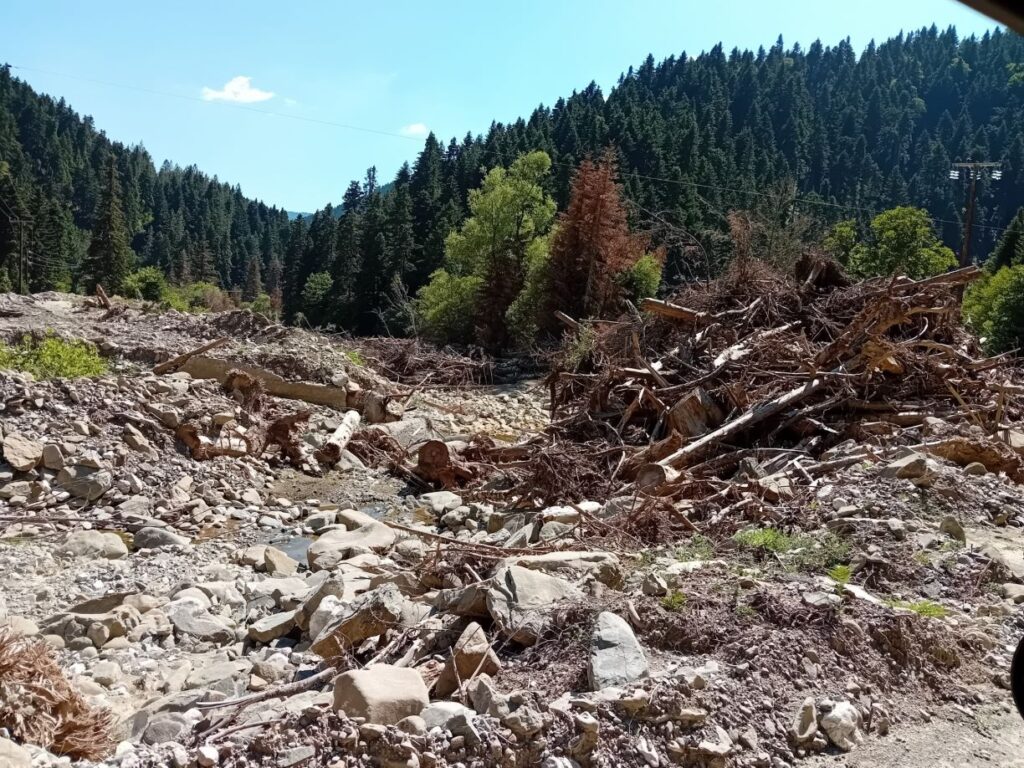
951, 161, 1001, 267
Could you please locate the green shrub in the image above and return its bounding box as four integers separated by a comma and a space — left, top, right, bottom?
344, 349, 366, 367
675, 534, 715, 561
162, 282, 235, 313
964, 265, 1024, 353
0, 334, 107, 379
661, 590, 687, 611
122, 267, 168, 301
827, 564, 852, 585
618, 253, 663, 303
415, 270, 483, 344
249, 293, 276, 318
885, 598, 949, 618
732, 527, 799, 553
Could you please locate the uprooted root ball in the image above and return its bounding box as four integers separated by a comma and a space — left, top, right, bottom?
0, 630, 114, 760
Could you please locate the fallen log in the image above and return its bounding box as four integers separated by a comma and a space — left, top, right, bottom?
94, 284, 111, 310
640, 298, 709, 324
658, 376, 827, 469
416, 439, 476, 488
153, 337, 229, 375
314, 410, 361, 466
635, 463, 680, 492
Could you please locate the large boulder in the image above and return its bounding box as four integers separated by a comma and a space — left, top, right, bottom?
587, 611, 649, 690
134, 526, 190, 550
310, 584, 411, 658
505, 551, 622, 587
307, 517, 396, 571
434, 621, 501, 696
2, 433, 43, 472
332, 665, 428, 724
486, 564, 582, 645
56, 465, 113, 501
164, 599, 235, 644
64, 530, 128, 559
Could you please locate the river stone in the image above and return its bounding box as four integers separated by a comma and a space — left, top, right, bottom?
64, 530, 128, 559
486, 564, 583, 646
2, 433, 43, 472
332, 665, 428, 724
264, 546, 299, 575
0, 737, 31, 768
588, 611, 649, 690
307, 522, 395, 570
165, 599, 235, 644
134, 526, 190, 549
57, 465, 113, 501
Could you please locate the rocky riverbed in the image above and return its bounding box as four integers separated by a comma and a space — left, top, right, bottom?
1, 293, 1024, 768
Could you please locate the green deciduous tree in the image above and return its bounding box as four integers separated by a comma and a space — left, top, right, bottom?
417, 151, 556, 349
847, 207, 956, 279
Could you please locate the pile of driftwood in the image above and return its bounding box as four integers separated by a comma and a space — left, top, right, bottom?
353, 256, 1024, 536
354, 337, 495, 386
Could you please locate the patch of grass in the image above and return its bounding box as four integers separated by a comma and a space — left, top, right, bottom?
733, 527, 851, 572
344, 349, 367, 367
0, 334, 107, 380
732, 527, 799, 553
638, 549, 657, 567
735, 603, 756, 618
675, 534, 715, 561
827, 564, 852, 585
885, 598, 949, 618
661, 590, 687, 612
912, 551, 932, 567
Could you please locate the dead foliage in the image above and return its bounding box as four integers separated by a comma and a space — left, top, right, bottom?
354, 336, 494, 386
0, 630, 114, 760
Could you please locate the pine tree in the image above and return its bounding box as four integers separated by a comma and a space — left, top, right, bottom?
545, 150, 655, 328
243, 253, 262, 302
990, 208, 1024, 271
82, 156, 134, 293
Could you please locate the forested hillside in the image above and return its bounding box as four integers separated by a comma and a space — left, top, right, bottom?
2, 25, 1024, 333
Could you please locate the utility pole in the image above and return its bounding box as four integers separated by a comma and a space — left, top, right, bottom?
949, 161, 1002, 267
0, 193, 32, 293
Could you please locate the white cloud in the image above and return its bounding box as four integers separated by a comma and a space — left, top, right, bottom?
201, 76, 275, 103
399, 122, 429, 138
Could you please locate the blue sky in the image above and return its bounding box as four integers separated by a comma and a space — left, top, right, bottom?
1, 0, 1000, 213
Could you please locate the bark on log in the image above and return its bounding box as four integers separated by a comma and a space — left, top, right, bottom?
416, 439, 475, 488
95, 284, 111, 310
640, 298, 709, 324
314, 410, 361, 466
658, 377, 826, 469
154, 337, 229, 375
635, 463, 680, 492
667, 387, 724, 438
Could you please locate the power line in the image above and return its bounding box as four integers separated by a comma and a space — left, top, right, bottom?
7, 64, 423, 142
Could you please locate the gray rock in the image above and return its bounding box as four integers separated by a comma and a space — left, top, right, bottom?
307, 520, 395, 570
420, 701, 477, 731
820, 701, 863, 751
421, 490, 463, 514
311, 584, 409, 658
1001, 583, 1024, 604
142, 712, 193, 745
0, 737, 31, 768
263, 546, 299, 575
118, 495, 154, 517
134, 526, 191, 549
588, 611, 649, 690
2, 433, 43, 472
939, 515, 966, 544
64, 530, 128, 559
248, 610, 297, 643
56, 464, 113, 501
486, 564, 583, 646
789, 697, 818, 744
41, 443, 65, 470
964, 461, 987, 476
277, 745, 317, 767
879, 452, 927, 479
165, 599, 235, 644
